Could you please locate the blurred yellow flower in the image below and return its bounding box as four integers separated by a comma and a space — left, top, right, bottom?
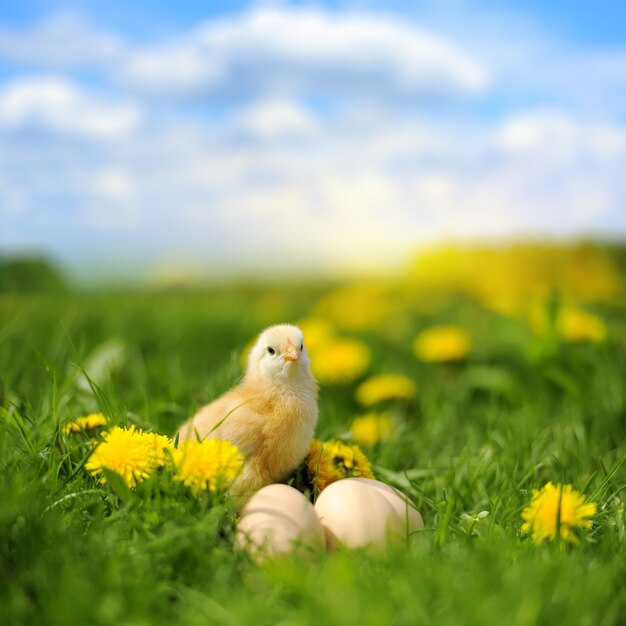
64, 413, 108, 434
306, 438, 375, 493
314, 284, 395, 331
479, 293, 526, 319
144, 432, 175, 467
86, 426, 165, 489
296, 317, 337, 351
410, 243, 622, 304
529, 302, 608, 343
527, 297, 552, 336
413, 326, 471, 362
521, 482, 596, 544
173, 439, 244, 493
355, 374, 416, 405
349, 413, 395, 447
557, 307, 607, 342
311, 338, 371, 384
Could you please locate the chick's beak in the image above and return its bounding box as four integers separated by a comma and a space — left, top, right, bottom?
283, 343, 300, 362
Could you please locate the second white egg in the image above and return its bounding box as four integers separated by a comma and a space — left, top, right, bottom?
314, 479, 403, 551
344, 478, 424, 537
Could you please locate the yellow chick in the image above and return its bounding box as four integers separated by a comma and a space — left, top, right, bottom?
177, 324, 318, 495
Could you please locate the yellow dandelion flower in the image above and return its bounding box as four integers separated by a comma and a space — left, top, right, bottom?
296, 317, 337, 352
313, 284, 394, 331
355, 374, 416, 406
172, 439, 244, 493
413, 326, 471, 363
527, 297, 551, 336
349, 413, 395, 447
144, 432, 174, 468
557, 307, 607, 342
306, 438, 375, 493
64, 413, 108, 434
521, 482, 597, 544
479, 293, 525, 319
306, 439, 344, 491
311, 338, 371, 384
85, 426, 157, 489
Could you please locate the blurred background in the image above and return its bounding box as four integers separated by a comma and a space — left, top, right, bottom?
1, 0, 625, 289
4, 6, 626, 623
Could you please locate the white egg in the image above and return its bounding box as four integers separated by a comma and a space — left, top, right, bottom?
314, 479, 404, 551
236, 484, 325, 561
342, 478, 424, 537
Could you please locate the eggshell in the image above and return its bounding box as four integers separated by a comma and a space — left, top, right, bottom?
344, 478, 424, 536
236, 484, 325, 561
314, 479, 403, 551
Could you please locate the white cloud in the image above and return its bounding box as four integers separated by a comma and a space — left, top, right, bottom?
495, 109, 626, 159
231, 97, 318, 140
93, 168, 135, 201
0, 13, 122, 66
122, 6, 489, 97
0, 174, 27, 214
83, 168, 143, 230
0, 76, 142, 140
496, 110, 580, 154
124, 46, 224, 93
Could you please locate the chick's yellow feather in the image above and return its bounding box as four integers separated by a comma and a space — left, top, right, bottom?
177, 324, 318, 495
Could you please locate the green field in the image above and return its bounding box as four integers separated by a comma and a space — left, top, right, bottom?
2, 250, 626, 626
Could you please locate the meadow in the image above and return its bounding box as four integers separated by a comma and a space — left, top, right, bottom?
2, 243, 626, 626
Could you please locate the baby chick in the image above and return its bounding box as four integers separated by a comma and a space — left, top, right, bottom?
177, 324, 318, 495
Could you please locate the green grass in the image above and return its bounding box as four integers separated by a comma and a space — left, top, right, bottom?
2, 285, 626, 626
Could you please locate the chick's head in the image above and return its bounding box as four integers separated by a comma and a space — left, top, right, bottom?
248, 324, 312, 383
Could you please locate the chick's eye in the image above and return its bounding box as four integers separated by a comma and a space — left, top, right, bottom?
300, 344, 304, 351
267, 347, 275, 355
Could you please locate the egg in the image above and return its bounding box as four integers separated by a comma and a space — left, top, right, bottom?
236, 484, 325, 561
314, 479, 404, 551
343, 478, 424, 536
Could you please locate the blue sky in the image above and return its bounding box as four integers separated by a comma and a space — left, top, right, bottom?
1, 1, 626, 281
